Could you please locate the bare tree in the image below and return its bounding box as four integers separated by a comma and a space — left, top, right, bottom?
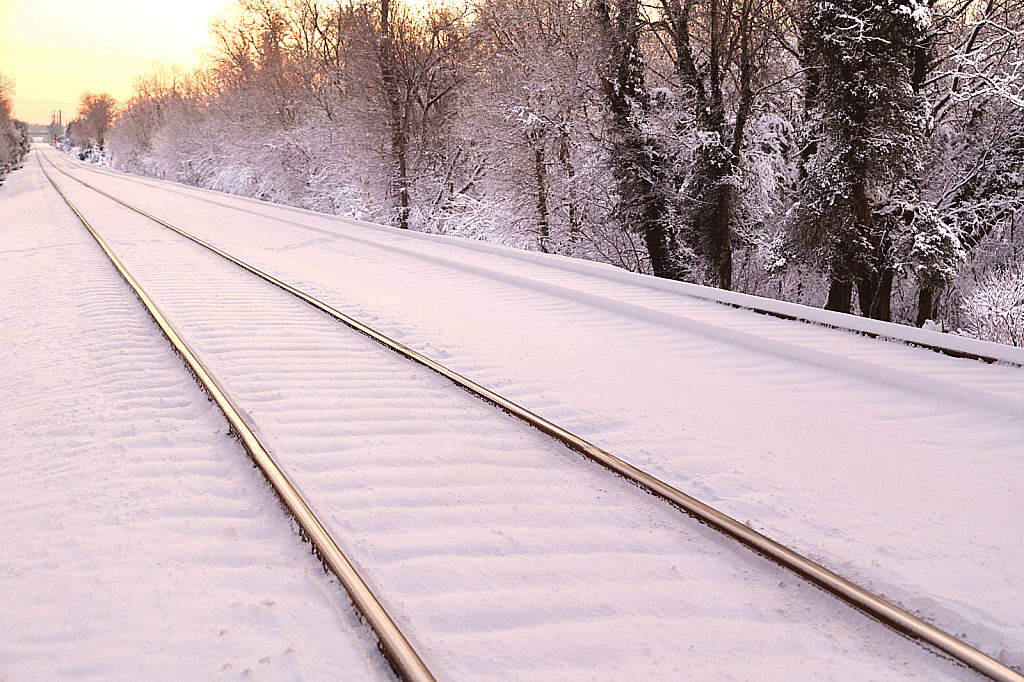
370, 0, 473, 229
0, 71, 13, 121
75, 91, 118, 149
914, 0, 1024, 325
472, 0, 599, 252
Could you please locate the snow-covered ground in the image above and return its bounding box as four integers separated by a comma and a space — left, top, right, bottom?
0, 150, 393, 681
3, 146, 1021, 680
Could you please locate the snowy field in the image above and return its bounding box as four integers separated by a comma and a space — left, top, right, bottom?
2, 146, 1021, 680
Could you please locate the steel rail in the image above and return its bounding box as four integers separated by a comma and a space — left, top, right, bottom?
45, 152, 1024, 682
39, 156, 438, 682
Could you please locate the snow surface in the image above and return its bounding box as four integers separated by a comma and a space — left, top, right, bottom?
3, 146, 1021, 679
0, 151, 393, 681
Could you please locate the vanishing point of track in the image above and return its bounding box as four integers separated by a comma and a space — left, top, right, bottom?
40, 153, 1024, 682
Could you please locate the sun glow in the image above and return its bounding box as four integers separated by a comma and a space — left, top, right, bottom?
0, 0, 232, 124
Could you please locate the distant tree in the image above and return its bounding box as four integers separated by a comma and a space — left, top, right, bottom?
209, 0, 306, 128
0, 70, 30, 175
0, 71, 13, 121
108, 62, 207, 175
117, 63, 188, 154
75, 91, 118, 150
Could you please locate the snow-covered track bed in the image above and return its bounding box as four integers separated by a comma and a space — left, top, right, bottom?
2, 151, 396, 681
34, 147, 1022, 681
40, 158, 432, 682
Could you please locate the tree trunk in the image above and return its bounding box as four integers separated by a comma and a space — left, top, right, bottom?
916, 285, 942, 326
850, 180, 895, 320
643, 215, 673, 277
596, 0, 676, 279
825, 278, 853, 313
870, 267, 892, 321
559, 134, 580, 241
712, 184, 733, 290
855, 264, 894, 321
380, 0, 410, 229
855, 271, 876, 319
663, 0, 754, 291
535, 144, 550, 252
395, 131, 410, 230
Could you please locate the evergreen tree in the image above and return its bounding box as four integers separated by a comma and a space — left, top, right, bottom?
794, 0, 931, 318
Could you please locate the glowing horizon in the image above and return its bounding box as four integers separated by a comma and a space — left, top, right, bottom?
0, 0, 233, 125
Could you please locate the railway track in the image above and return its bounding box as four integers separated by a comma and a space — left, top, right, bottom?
38, 148, 1023, 681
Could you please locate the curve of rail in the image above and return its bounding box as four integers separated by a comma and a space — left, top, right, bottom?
40, 151, 1024, 682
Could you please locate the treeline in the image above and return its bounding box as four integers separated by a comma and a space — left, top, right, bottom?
0, 71, 30, 182
106, 0, 1024, 337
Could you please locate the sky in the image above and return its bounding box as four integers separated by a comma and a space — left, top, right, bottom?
0, 0, 232, 125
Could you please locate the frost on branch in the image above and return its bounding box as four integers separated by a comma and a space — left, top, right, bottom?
961, 265, 1024, 346
908, 202, 966, 291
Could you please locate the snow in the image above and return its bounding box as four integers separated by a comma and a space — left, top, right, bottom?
4, 146, 1022, 679
0, 153, 393, 681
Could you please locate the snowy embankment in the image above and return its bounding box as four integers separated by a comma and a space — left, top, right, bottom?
2, 145, 1021, 679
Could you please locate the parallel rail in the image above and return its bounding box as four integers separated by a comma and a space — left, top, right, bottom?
39, 156, 437, 682
43, 151, 1024, 682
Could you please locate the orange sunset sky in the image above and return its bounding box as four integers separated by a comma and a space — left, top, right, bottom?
0, 0, 232, 125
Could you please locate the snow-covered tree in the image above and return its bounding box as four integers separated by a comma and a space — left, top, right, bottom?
915, 0, 1024, 326
74, 91, 118, 152
961, 263, 1024, 345
368, 0, 473, 229
794, 0, 931, 319
656, 0, 793, 290
111, 63, 191, 172
98, 0, 1021, 345
596, 0, 681, 279
469, 0, 602, 252
0, 71, 30, 178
